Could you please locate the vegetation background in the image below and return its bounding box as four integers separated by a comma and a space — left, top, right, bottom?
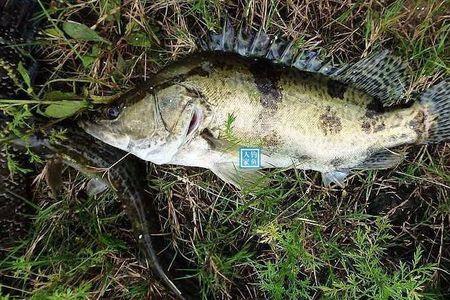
1, 0, 449, 299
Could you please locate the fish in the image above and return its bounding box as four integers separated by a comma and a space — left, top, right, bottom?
80, 25, 450, 188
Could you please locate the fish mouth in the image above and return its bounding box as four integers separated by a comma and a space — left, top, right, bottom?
185, 107, 203, 138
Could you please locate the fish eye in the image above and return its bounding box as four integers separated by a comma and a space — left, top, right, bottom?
105, 106, 121, 120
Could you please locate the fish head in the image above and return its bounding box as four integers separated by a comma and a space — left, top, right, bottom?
80, 85, 204, 164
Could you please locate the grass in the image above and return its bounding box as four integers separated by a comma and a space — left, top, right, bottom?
1, 0, 449, 299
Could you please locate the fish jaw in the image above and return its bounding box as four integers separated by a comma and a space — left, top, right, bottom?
81, 122, 181, 164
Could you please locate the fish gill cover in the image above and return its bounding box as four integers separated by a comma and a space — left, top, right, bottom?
0, 1, 449, 299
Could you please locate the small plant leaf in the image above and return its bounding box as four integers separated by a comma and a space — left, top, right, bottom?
43, 27, 65, 38
43, 91, 82, 101
62, 21, 109, 43
44, 100, 87, 118
17, 62, 32, 90
90, 93, 123, 104
125, 31, 153, 47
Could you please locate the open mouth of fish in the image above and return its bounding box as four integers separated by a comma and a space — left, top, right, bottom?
185, 107, 203, 139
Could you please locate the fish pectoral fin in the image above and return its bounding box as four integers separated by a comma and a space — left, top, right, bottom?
321, 170, 349, 188
332, 50, 408, 106
43, 156, 64, 198
211, 162, 266, 190
355, 149, 404, 170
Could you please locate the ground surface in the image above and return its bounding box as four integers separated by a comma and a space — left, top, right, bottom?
0, 0, 449, 299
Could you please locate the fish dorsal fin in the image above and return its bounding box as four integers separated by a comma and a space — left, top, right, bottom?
209, 18, 235, 52
202, 21, 410, 106
206, 23, 335, 75
330, 51, 409, 106
354, 149, 404, 170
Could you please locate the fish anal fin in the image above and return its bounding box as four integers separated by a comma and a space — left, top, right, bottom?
355, 149, 404, 170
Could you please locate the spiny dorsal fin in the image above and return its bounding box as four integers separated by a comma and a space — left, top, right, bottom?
209, 18, 235, 52
203, 21, 409, 106
211, 25, 336, 75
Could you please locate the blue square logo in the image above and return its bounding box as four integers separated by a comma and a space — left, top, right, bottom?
239, 148, 261, 168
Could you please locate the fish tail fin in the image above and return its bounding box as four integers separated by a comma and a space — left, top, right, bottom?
420, 81, 450, 143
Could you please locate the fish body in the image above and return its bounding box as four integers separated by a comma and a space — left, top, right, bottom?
153, 54, 422, 170
83, 50, 449, 187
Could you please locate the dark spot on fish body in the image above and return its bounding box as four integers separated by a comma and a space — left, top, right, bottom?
365, 100, 385, 117
297, 154, 311, 161
248, 61, 282, 110
327, 79, 347, 99
409, 109, 426, 138
261, 131, 282, 148
374, 121, 386, 133
362, 120, 372, 133
361, 116, 386, 134
319, 106, 342, 135
399, 133, 409, 140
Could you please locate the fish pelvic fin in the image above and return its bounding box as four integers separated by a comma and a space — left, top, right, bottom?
211, 162, 267, 191
321, 170, 349, 188
420, 81, 450, 143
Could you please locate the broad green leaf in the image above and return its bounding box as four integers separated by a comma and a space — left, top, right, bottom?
81, 44, 101, 69
17, 62, 31, 89
44, 100, 87, 118
81, 55, 96, 69
62, 21, 109, 43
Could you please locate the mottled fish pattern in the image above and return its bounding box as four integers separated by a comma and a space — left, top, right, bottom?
81, 25, 450, 188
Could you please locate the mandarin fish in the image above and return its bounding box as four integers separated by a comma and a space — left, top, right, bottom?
80, 25, 449, 189
81, 24, 449, 188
